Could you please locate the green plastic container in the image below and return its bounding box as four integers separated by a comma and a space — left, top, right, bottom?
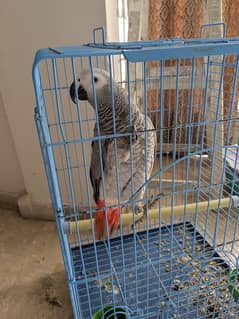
228, 269, 239, 302
92, 305, 131, 319
225, 168, 239, 196
224, 146, 239, 195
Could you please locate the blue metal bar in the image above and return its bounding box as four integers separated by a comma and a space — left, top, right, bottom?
142, 61, 150, 312
198, 56, 211, 250
52, 58, 78, 215
221, 55, 239, 250
209, 55, 226, 249
33, 64, 77, 316
126, 59, 139, 310
33, 37, 239, 68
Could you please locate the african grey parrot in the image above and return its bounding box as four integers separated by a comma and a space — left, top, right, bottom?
70, 68, 156, 239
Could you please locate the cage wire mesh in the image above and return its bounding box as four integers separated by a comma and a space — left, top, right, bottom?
33, 27, 239, 319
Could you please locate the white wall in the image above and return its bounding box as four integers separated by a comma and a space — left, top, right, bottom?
105, 0, 119, 41
0, 90, 24, 199
0, 0, 108, 218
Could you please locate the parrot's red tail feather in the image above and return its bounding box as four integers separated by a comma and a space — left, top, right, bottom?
94, 200, 120, 240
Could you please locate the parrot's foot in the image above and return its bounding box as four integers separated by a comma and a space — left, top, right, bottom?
132, 205, 146, 228
134, 205, 144, 215
131, 193, 164, 229
134, 214, 146, 226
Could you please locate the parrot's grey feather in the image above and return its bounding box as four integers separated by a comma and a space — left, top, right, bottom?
75, 68, 156, 208
89, 127, 109, 203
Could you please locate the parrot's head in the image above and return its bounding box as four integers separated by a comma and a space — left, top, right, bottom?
69, 68, 113, 108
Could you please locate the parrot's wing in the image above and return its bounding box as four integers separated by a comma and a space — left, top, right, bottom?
90, 125, 108, 203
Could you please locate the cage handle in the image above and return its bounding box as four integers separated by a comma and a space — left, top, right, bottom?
200, 22, 227, 38
91, 26, 142, 49
93, 27, 106, 45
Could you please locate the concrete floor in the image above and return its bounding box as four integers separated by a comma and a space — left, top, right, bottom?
0, 208, 73, 319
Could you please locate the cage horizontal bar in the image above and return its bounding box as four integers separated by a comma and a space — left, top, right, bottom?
63, 196, 239, 235
33, 37, 239, 67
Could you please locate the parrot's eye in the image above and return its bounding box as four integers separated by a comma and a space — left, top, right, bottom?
77, 78, 80, 82
94, 76, 98, 83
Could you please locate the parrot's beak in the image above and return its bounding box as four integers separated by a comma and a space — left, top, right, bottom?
70, 82, 88, 103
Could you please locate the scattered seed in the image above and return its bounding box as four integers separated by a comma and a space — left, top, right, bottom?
191, 269, 199, 276
200, 285, 207, 290
191, 260, 199, 267
153, 241, 161, 246
112, 286, 120, 295
163, 248, 170, 253
172, 279, 181, 290
180, 255, 191, 263
208, 260, 217, 266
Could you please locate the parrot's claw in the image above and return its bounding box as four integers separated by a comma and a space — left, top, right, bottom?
131, 193, 164, 230
131, 205, 146, 228
134, 205, 144, 215
135, 214, 146, 226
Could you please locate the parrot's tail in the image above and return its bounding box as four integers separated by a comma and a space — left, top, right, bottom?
94, 200, 120, 240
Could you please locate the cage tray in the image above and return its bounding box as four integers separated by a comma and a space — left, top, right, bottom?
71, 222, 234, 319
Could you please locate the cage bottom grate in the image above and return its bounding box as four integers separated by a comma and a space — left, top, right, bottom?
71, 222, 238, 319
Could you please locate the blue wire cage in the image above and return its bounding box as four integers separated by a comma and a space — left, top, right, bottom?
33, 26, 239, 319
